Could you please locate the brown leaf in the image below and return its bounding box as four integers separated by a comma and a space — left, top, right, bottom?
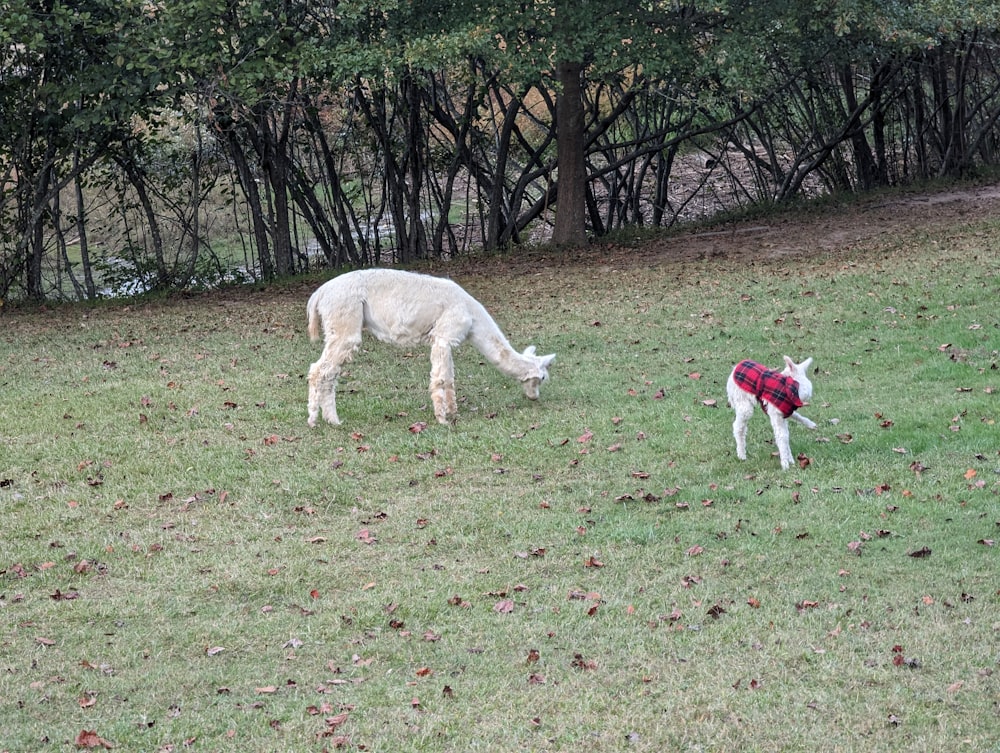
908, 546, 932, 558
493, 599, 514, 614
706, 603, 726, 619
355, 528, 377, 545
74, 729, 113, 749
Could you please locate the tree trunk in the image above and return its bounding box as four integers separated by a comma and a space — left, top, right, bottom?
552, 60, 588, 246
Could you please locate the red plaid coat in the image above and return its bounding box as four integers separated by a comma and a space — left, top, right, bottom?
731, 360, 803, 418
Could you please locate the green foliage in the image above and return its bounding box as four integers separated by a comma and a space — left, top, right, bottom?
1, 195, 998, 751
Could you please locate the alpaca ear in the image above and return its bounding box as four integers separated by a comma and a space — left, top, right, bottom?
523, 345, 537, 357
540, 353, 555, 368
783, 355, 795, 370
800, 357, 813, 371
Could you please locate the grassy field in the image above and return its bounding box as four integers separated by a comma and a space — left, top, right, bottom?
1, 198, 998, 752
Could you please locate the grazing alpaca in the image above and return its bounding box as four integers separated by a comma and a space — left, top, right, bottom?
727, 356, 817, 470
306, 269, 555, 426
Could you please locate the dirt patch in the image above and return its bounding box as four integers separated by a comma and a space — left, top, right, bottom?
614, 182, 1000, 267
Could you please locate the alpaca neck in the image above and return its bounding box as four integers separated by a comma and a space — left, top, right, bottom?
468, 310, 533, 380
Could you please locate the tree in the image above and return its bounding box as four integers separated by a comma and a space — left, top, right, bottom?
0, 0, 168, 300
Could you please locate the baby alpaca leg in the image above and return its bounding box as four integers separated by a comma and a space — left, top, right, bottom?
791, 411, 817, 430
769, 410, 793, 470
732, 400, 753, 461
429, 342, 457, 424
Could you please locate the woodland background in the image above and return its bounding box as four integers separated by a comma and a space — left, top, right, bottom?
3, 0, 1000, 301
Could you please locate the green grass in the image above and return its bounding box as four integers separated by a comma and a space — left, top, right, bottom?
1, 207, 998, 752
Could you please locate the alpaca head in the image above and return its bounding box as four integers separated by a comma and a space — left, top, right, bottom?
782, 355, 814, 402
520, 346, 556, 400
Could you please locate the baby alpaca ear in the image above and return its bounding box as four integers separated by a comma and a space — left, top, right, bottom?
540, 353, 555, 368
523, 345, 537, 357
783, 355, 795, 370
800, 357, 813, 371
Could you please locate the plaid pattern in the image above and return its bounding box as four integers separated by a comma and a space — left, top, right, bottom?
732, 360, 803, 418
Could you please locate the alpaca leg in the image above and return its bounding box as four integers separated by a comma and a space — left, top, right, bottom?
307, 348, 343, 427
769, 411, 793, 470
726, 375, 753, 461
791, 411, 817, 430
308, 336, 361, 427
307, 361, 327, 427
429, 341, 456, 424
732, 401, 753, 461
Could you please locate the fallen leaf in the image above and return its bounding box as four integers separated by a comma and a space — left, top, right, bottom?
74, 729, 113, 749
493, 599, 514, 614
908, 546, 932, 558
706, 603, 726, 619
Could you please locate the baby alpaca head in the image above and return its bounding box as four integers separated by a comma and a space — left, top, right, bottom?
781, 355, 814, 402
520, 346, 556, 400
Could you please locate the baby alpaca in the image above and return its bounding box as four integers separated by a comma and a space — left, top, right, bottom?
306, 268, 555, 426
727, 356, 817, 470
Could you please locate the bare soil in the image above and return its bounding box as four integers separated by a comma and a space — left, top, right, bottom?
608, 182, 1000, 267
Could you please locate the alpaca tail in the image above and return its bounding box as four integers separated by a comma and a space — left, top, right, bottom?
306, 294, 322, 342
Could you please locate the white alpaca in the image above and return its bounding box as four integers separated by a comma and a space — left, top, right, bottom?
306, 269, 555, 426
726, 356, 817, 470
